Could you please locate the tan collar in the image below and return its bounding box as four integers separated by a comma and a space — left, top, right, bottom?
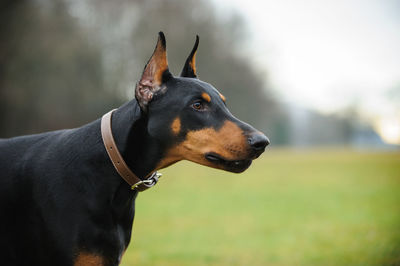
101, 109, 160, 191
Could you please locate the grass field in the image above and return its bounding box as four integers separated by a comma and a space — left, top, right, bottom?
121, 149, 400, 266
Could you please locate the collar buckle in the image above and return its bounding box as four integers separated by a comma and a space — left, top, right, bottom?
131, 172, 162, 190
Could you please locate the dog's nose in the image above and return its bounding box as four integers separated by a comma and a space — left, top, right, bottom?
248, 133, 270, 151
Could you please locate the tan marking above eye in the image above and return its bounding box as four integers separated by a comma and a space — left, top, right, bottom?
156, 120, 248, 171
74, 253, 104, 266
201, 92, 211, 103
219, 93, 226, 102
171, 117, 181, 135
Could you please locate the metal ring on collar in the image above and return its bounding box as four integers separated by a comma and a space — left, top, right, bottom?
131, 172, 162, 190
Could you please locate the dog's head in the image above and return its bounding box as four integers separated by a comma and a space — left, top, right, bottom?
135, 32, 269, 173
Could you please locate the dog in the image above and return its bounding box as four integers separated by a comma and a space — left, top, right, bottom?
0, 32, 269, 266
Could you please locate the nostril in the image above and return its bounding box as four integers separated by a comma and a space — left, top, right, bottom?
248, 134, 270, 150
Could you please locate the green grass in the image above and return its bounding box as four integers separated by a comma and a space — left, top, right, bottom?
121, 149, 400, 266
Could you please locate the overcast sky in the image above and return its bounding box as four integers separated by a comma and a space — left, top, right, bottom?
213, 0, 400, 143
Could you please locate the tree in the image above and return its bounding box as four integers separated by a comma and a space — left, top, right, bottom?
0, 0, 120, 137
0, 0, 279, 141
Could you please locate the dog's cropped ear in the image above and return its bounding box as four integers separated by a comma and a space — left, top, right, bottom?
136, 32, 172, 111
180, 35, 199, 78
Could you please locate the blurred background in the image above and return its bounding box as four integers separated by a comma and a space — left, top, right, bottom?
1, 0, 399, 265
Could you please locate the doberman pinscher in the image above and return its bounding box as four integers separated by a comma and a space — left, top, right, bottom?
0, 32, 269, 266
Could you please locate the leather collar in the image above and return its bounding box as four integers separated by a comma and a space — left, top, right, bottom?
101, 109, 160, 191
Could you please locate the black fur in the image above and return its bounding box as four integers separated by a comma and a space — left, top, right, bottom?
180, 35, 199, 78
0, 34, 268, 265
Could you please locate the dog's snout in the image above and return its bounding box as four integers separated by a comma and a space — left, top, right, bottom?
248, 133, 269, 151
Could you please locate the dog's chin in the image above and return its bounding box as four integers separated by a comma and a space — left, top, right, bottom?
204, 152, 252, 173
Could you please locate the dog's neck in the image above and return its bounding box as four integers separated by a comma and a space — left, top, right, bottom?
110, 100, 164, 180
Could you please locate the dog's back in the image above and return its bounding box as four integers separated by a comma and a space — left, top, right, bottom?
0, 123, 130, 265
0, 130, 79, 263
0, 32, 268, 265
0, 129, 77, 197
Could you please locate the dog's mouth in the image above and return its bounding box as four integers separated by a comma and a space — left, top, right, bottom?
205, 152, 252, 173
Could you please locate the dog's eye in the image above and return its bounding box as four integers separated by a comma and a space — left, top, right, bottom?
191, 101, 204, 111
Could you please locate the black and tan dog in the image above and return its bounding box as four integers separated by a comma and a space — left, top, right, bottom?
0, 32, 269, 266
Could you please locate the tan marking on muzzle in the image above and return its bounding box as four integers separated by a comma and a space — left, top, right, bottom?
171, 117, 181, 135
156, 120, 248, 170
74, 253, 104, 266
